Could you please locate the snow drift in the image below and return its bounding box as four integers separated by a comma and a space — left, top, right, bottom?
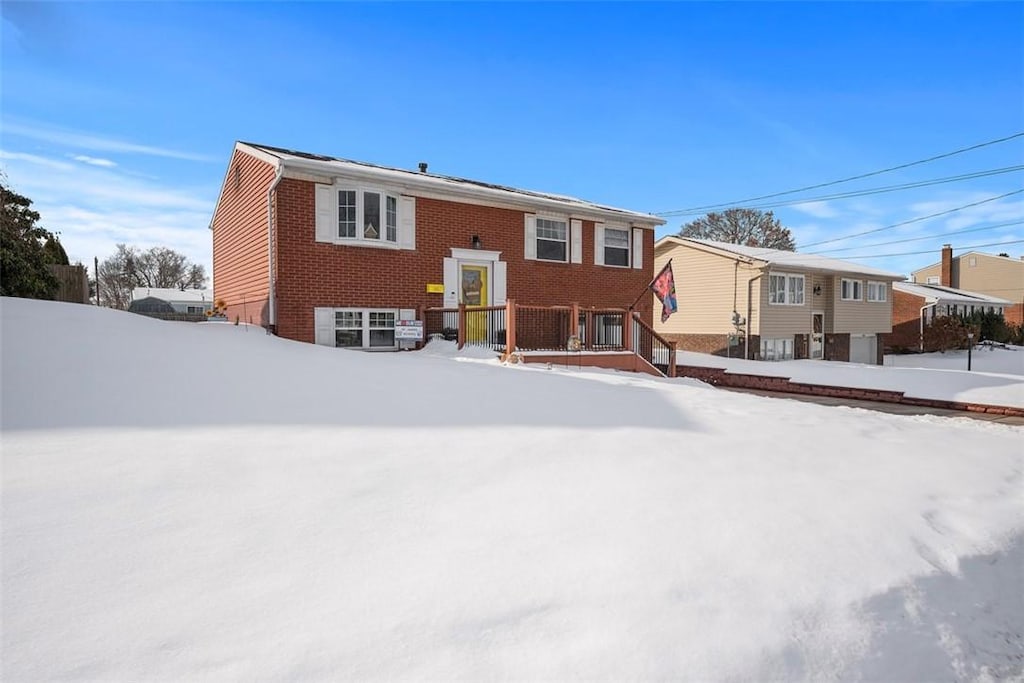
2, 298, 1022, 681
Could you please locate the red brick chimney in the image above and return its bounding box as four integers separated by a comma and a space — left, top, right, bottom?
940, 244, 952, 286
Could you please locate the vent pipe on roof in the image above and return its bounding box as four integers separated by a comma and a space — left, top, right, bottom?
418, 162, 428, 173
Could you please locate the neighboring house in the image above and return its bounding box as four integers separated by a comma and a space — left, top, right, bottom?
885, 282, 1011, 351
129, 288, 214, 315
210, 142, 664, 348
654, 237, 903, 364
911, 245, 1024, 324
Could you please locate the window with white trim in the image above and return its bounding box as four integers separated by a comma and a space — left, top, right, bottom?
603, 227, 630, 267
760, 338, 794, 361
335, 188, 399, 244
866, 281, 887, 302
536, 217, 568, 262
186, 305, 205, 314
768, 273, 805, 305
840, 278, 862, 301
334, 309, 397, 349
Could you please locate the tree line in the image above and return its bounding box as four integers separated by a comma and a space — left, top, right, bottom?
1, 179, 206, 308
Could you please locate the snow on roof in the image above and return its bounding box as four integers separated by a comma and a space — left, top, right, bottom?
893, 282, 1012, 306
659, 236, 904, 279
239, 142, 665, 226
131, 288, 212, 303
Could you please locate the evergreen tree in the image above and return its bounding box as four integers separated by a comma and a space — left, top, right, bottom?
1, 180, 59, 299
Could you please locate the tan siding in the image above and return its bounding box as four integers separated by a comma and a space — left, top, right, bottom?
956, 253, 1024, 304
831, 276, 893, 333
759, 269, 812, 337
211, 149, 276, 323
653, 243, 761, 336
912, 263, 941, 284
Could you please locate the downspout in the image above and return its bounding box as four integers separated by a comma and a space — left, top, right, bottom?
266, 165, 284, 333
745, 272, 764, 360
919, 302, 934, 352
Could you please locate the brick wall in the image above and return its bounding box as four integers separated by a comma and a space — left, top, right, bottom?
211, 149, 276, 326
883, 289, 926, 351
273, 181, 656, 343
663, 332, 749, 358
1006, 302, 1023, 326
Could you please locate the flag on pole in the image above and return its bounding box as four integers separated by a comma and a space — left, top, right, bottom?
650, 260, 678, 323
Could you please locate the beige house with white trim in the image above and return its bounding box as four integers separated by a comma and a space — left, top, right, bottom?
911, 245, 1024, 324
654, 237, 903, 364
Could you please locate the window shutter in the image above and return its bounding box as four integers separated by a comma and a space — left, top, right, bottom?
314, 307, 335, 346
493, 261, 507, 306
570, 219, 583, 264
443, 257, 459, 308
398, 196, 416, 250
524, 214, 537, 260
594, 222, 605, 266
315, 185, 335, 243
632, 228, 644, 269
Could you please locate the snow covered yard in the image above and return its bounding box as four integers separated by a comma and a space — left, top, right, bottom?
2, 298, 1022, 681
674, 346, 1024, 409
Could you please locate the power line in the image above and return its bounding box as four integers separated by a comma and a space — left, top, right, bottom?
807, 219, 1024, 255
659, 165, 1024, 218
799, 189, 1024, 249
656, 131, 1024, 215
830, 239, 1024, 261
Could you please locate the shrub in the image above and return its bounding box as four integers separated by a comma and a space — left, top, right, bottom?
923, 316, 977, 353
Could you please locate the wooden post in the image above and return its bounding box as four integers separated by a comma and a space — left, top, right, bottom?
457, 303, 466, 349
570, 302, 580, 340
506, 298, 516, 355
624, 309, 634, 352
668, 341, 677, 378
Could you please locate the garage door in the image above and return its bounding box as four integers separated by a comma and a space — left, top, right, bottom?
850, 334, 876, 364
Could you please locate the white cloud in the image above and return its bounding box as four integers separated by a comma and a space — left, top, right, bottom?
0, 150, 74, 171
790, 201, 839, 219
1, 150, 215, 275
3, 120, 216, 162
70, 154, 117, 168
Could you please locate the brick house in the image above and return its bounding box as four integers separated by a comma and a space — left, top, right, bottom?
884, 282, 1012, 352
911, 245, 1024, 324
210, 142, 664, 348
653, 236, 903, 364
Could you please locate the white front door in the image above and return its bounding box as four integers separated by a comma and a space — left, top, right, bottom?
443, 248, 506, 309
811, 311, 824, 359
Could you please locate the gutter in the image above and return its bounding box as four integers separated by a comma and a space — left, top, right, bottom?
919, 303, 935, 352
267, 164, 284, 332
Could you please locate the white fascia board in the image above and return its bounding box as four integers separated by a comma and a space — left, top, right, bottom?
655, 235, 761, 265
276, 156, 664, 228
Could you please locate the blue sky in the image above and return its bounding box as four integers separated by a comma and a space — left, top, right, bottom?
2, 2, 1022, 282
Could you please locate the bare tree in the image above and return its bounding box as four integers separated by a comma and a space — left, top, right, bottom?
679, 208, 796, 251
97, 244, 207, 309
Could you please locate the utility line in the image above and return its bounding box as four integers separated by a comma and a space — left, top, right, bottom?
659, 165, 1024, 217
655, 131, 1024, 215
822, 239, 1024, 261
806, 219, 1024, 255
798, 189, 1024, 249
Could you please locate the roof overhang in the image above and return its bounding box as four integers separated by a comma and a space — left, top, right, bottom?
237, 142, 665, 228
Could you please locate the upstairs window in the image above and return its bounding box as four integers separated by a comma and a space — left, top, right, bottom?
841, 278, 862, 301
536, 217, 568, 262
316, 184, 411, 248
866, 281, 887, 302
768, 273, 804, 305
603, 227, 630, 267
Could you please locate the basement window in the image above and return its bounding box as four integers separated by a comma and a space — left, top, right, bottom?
760, 338, 794, 361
